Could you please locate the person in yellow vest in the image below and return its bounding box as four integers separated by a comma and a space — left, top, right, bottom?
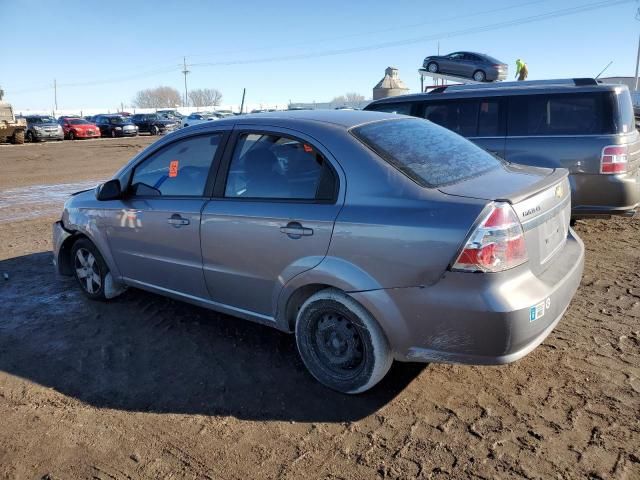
515, 59, 528, 81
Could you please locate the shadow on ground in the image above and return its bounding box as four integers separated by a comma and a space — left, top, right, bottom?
0, 252, 425, 422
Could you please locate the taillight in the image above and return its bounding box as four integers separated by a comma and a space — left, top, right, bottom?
452, 202, 528, 273
600, 145, 628, 174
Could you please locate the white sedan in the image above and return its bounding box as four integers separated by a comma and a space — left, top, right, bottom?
181, 112, 218, 128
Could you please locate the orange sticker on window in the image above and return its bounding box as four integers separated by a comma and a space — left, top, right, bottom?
303, 144, 313, 153
169, 160, 179, 177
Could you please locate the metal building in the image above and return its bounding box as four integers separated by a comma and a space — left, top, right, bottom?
373, 67, 409, 100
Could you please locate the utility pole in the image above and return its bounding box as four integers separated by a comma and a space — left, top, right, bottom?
53, 79, 58, 111
181, 57, 190, 107
635, 33, 640, 91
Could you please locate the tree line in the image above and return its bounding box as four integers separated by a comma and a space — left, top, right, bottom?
132, 86, 223, 108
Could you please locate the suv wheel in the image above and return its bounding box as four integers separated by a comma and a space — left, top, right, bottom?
26, 130, 34, 142
111, 129, 117, 138
427, 62, 439, 73
473, 70, 487, 82
295, 289, 393, 394
71, 238, 110, 300
150, 125, 159, 136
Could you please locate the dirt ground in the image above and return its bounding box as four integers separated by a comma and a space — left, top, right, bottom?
0, 138, 639, 480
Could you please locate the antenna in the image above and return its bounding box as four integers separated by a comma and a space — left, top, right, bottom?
181, 57, 190, 107
595, 61, 613, 79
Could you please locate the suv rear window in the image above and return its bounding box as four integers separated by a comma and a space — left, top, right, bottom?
508, 92, 614, 136
352, 118, 501, 187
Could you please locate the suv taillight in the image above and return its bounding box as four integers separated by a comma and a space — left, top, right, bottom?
600, 145, 628, 174
452, 202, 528, 273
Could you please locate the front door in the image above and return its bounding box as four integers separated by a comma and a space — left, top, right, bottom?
200, 128, 343, 317
106, 131, 226, 299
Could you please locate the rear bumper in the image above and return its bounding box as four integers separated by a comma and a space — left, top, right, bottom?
570, 171, 640, 217
351, 228, 584, 364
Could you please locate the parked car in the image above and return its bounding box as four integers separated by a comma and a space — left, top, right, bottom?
131, 113, 179, 135
93, 115, 138, 138
156, 109, 183, 120
58, 117, 101, 140
365, 78, 640, 219
181, 112, 217, 128
53, 110, 584, 393
422, 51, 507, 82
22, 115, 64, 142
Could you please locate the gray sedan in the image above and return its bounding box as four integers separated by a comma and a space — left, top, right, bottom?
423, 51, 508, 82
52, 110, 584, 393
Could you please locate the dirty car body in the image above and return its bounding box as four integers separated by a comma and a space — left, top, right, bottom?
53, 110, 584, 392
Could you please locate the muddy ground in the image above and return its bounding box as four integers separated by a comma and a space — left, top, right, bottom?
0, 138, 639, 480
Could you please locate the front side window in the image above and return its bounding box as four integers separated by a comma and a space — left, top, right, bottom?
224, 133, 336, 201
130, 134, 222, 197
352, 118, 501, 188
367, 102, 412, 115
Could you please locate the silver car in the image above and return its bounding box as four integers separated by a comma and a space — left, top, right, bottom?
52, 110, 584, 394
422, 51, 508, 82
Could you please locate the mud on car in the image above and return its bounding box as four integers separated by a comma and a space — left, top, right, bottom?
53, 110, 584, 393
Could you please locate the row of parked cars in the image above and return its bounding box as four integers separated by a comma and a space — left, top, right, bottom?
18, 109, 188, 142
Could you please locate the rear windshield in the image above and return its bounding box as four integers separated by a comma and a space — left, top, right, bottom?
352, 118, 501, 188
614, 88, 635, 134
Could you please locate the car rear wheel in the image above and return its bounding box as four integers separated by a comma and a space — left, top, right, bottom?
71, 238, 110, 301
473, 70, 487, 82
295, 289, 393, 394
427, 62, 439, 73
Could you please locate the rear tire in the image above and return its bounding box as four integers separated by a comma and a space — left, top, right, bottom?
70, 238, 109, 301
295, 289, 393, 394
473, 70, 487, 82
12, 130, 25, 144
427, 62, 439, 74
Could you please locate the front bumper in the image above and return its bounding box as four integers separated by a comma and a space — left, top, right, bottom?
34, 130, 64, 141
351, 228, 585, 364
75, 130, 100, 138
570, 171, 640, 217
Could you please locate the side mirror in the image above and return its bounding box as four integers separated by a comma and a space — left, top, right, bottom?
96, 179, 122, 201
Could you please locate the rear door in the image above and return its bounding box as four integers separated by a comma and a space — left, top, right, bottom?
200, 127, 343, 318
105, 130, 228, 298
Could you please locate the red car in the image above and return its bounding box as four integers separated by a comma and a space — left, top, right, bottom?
59, 117, 101, 140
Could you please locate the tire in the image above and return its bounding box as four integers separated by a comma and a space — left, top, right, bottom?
150, 125, 159, 136
70, 238, 110, 301
26, 130, 34, 143
12, 130, 25, 144
295, 288, 393, 394
110, 129, 117, 138
427, 62, 439, 74
68, 130, 75, 140
473, 70, 487, 82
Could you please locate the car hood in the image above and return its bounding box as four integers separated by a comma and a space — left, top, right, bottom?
438, 162, 565, 204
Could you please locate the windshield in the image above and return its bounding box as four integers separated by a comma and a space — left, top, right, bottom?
352, 118, 502, 188
30, 116, 56, 124
68, 119, 89, 125
108, 117, 128, 124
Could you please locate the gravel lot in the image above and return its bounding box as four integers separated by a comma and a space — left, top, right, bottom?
0, 138, 639, 479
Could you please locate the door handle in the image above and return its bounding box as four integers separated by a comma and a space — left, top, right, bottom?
167, 214, 190, 227
280, 222, 313, 238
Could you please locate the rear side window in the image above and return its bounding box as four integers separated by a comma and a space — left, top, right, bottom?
130, 134, 222, 196
352, 118, 501, 188
367, 102, 412, 115
508, 93, 614, 136
614, 89, 635, 134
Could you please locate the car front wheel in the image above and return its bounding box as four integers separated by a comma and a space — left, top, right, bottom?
295, 289, 393, 394
427, 62, 439, 73
71, 238, 109, 300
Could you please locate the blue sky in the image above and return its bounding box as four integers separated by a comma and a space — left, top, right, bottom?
2, 0, 639, 110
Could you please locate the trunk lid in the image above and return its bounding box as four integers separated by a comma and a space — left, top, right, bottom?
440, 163, 571, 275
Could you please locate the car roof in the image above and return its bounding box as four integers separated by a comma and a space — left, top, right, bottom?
367, 78, 623, 105
203, 109, 400, 129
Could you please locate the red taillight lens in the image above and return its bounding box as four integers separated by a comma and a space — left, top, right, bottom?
452, 202, 528, 273
600, 145, 628, 174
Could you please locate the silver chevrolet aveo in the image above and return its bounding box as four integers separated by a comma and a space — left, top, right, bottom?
53, 110, 584, 394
